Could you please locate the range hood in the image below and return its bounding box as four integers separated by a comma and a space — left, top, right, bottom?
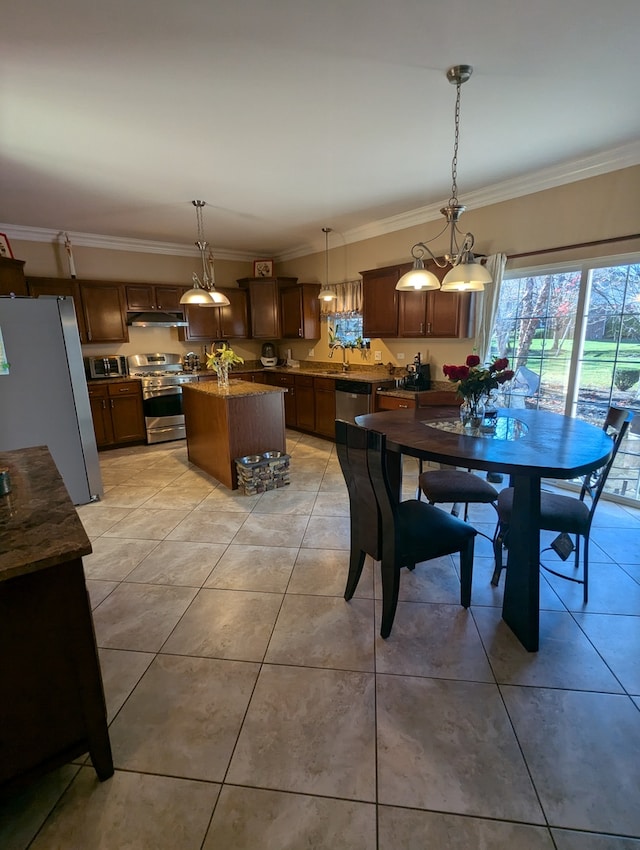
127, 311, 189, 328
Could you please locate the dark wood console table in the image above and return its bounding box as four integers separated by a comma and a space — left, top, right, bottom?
0, 446, 113, 791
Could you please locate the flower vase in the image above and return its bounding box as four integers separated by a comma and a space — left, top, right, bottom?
460, 396, 485, 430
216, 363, 230, 390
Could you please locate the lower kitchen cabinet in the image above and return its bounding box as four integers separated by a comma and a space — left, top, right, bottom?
88, 381, 145, 448
264, 372, 297, 426
294, 375, 315, 431
314, 377, 336, 438
377, 394, 416, 411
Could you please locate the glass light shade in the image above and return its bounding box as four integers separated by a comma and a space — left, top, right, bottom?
198, 288, 231, 307
440, 261, 492, 292
318, 288, 337, 302
180, 287, 230, 306
396, 263, 441, 291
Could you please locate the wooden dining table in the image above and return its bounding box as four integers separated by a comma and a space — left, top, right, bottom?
355, 406, 614, 651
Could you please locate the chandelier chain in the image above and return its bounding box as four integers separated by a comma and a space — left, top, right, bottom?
450, 79, 462, 205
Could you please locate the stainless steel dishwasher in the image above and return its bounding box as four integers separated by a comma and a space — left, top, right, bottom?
334, 379, 376, 423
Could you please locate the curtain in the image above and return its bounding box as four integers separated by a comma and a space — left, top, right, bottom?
320, 279, 362, 316
474, 253, 507, 363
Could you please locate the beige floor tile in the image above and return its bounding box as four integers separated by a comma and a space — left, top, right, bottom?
378, 807, 555, 850
86, 579, 118, 609
204, 544, 298, 592
311, 491, 350, 516
231, 514, 310, 547
572, 611, 640, 694
29, 767, 219, 849
126, 540, 227, 586
96, 484, 162, 508
195, 489, 263, 512
251, 488, 318, 515
98, 647, 155, 722
473, 607, 625, 691
162, 588, 283, 661
376, 675, 544, 822
109, 655, 259, 781
551, 829, 640, 849
288, 548, 374, 598
503, 686, 640, 833
139, 488, 210, 510
227, 664, 376, 801
166, 510, 246, 543
204, 786, 376, 850
286, 471, 323, 491
372, 555, 464, 604
82, 537, 159, 580
76, 505, 130, 538
101, 507, 191, 540
375, 602, 495, 681
92, 582, 198, 651
300, 515, 350, 549
266, 595, 375, 671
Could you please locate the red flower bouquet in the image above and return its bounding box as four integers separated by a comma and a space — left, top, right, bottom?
443, 355, 514, 404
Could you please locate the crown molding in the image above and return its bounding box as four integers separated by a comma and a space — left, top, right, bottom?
279, 141, 640, 261
2, 142, 638, 263
0, 225, 254, 262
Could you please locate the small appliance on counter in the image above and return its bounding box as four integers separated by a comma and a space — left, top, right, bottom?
85, 354, 128, 379
404, 353, 431, 391
260, 341, 278, 367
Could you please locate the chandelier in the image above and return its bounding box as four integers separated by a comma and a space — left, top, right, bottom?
396, 65, 492, 293
179, 200, 230, 306
318, 226, 337, 302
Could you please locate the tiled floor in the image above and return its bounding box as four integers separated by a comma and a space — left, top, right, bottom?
3, 432, 640, 849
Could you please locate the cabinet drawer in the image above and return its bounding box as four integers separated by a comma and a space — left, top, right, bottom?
107, 381, 141, 397
295, 374, 314, 388
314, 377, 335, 391
377, 395, 416, 411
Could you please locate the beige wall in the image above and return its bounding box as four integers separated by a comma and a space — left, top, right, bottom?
10, 165, 640, 371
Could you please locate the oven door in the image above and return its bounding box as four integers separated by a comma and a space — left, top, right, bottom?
142, 385, 185, 441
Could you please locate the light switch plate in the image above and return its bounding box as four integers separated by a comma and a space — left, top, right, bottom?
397, 352, 405, 360
374, 351, 382, 361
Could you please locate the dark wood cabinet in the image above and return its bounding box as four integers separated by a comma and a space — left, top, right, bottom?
295, 375, 316, 430
27, 277, 88, 343
181, 288, 249, 341
88, 381, 145, 448
237, 277, 298, 339
362, 262, 475, 339
280, 284, 321, 339
314, 377, 336, 438
264, 371, 297, 426
0, 257, 27, 296
79, 282, 128, 344
125, 284, 185, 313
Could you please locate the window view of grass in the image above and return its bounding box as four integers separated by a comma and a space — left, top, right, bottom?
491, 262, 640, 501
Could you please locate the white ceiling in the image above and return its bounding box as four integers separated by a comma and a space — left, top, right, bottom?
2, 0, 640, 260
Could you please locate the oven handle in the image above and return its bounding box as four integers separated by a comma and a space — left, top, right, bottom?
143, 386, 184, 400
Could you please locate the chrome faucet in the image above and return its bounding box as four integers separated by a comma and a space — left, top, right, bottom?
328, 342, 350, 371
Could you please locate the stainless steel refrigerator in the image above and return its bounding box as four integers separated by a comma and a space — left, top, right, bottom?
0, 297, 103, 504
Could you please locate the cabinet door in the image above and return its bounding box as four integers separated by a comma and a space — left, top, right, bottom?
218, 288, 249, 338
182, 304, 221, 340
125, 284, 155, 311
265, 373, 296, 425
295, 376, 315, 430
154, 286, 185, 312
361, 266, 407, 338
108, 383, 145, 443
27, 277, 88, 343
425, 291, 473, 338
314, 378, 336, 438
88, 386, 113, 446
280, 284, 321, 340
79, 282, 128, 343
248, 280, 281, 339
0, 258, 28, 296
377, 395, 416, 411
398, 290, 428, 337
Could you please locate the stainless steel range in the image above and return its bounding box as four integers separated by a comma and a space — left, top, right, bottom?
128, 353, 200, 444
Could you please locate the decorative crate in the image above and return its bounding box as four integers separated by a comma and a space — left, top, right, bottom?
235, 451, 290, 495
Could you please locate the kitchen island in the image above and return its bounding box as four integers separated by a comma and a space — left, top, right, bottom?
182, 380, 287, 489
0, 446, 113, 791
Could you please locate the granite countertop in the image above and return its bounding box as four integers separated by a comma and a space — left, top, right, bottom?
233, 366, 398, 384
182, 379, 286, 399
0, 446, 92, 582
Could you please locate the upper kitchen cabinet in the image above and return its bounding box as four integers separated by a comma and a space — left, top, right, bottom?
0, 257, 28, 296
125, 284, 186, 313
78, 281, 129, 343
362, 262, 475, 339
27, 277, 88, 343
237, 277, 298, 339
280, 283, 321, 339
180, 288, 249, 341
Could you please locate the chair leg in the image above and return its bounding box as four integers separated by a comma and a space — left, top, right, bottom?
380, 558, 401, 639
344, 549, 366, 601
583, 536, 589, 605
491, 525, 505, 586
459, 538, 474, 608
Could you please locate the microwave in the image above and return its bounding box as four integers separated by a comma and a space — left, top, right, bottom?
85, 355, 128, 379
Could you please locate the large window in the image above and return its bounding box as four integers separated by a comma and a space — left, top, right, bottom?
491, 256, 640, 503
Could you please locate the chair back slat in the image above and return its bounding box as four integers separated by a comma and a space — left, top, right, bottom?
581, 406, 633, 510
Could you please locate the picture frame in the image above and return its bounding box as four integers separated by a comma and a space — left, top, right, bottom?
253, 259, 274, 278
0, 233, 14, 259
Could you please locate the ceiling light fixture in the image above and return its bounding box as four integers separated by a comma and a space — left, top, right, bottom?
318, 227, 337, 302
396, 65, 492, 294
179, 200, 230, 307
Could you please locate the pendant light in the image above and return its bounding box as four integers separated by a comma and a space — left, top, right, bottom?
318, 227, 337, 302
179, 200, 230, 307
396, 65, 492, 294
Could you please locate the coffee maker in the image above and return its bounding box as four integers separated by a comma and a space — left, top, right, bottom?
404, 353, 431, 390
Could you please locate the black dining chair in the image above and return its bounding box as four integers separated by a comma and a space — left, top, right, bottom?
491, 406, 632, 602
417, 467, 500, 541
335, 419, 477, 638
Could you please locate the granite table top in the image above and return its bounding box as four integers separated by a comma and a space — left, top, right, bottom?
0, 446, 92, 582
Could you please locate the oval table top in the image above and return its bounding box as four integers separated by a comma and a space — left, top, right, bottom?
356, 407, 614, 480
